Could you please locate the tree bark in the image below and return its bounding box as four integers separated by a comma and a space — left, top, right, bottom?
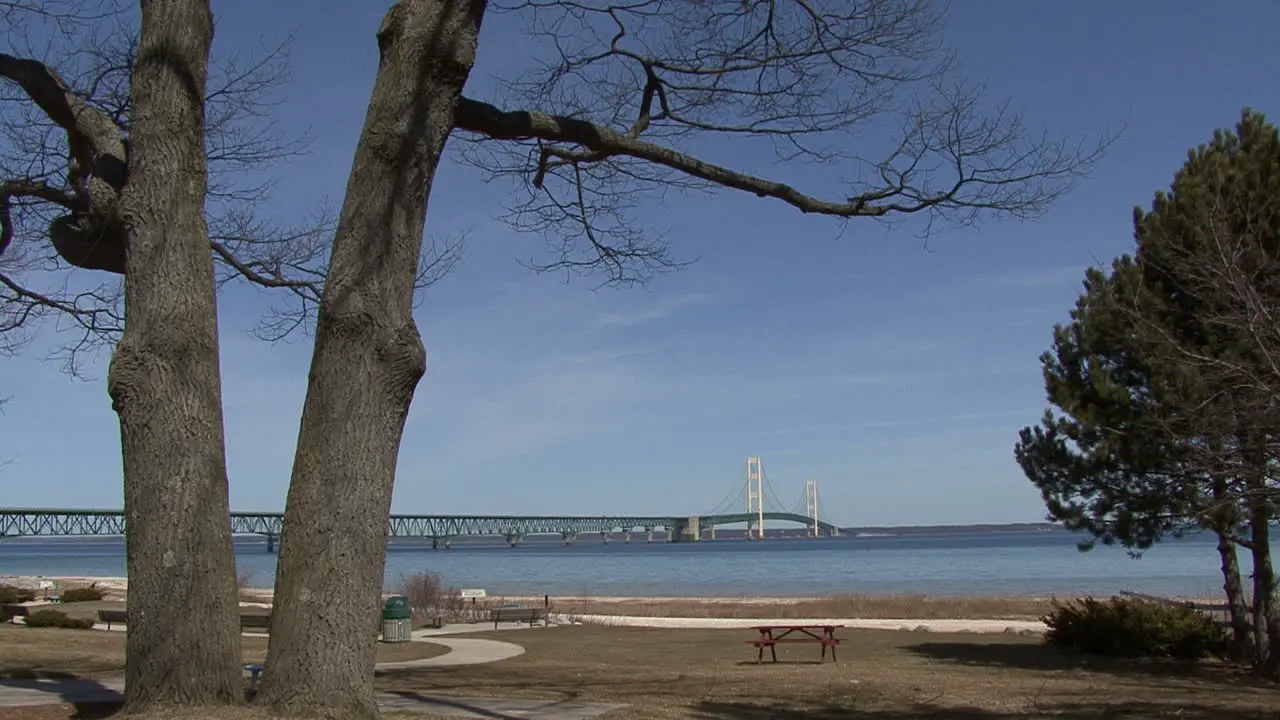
1209, 474, 1253, 662
1248, 496, 1279, 675
1215, 530, 1253, 662
107, 0, 241, 709
255, 1, 488, 716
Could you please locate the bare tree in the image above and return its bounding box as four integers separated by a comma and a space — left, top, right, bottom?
0, 0, 463, 710
0, 2, 461, 372
104, 0, 246, 707
257, 1, 1109, 716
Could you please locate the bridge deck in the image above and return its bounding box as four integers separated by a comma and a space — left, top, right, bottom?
0, 508, 839, 539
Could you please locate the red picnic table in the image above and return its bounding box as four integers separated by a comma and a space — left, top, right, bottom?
746, 624, 843, 664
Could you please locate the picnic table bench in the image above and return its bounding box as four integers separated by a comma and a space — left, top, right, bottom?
489, 606, 547, 629
240, 613, 272, 633
1, 604, 29, 624
746, 624, 842, 664
97, 609, 128, 630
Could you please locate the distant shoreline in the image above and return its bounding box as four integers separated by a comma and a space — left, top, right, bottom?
0, 575, 1221, 606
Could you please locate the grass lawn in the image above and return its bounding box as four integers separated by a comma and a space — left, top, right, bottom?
1, 623, 1277, 719
379, 625, 1279, 719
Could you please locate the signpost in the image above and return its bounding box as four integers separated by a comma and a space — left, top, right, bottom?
460, 588, 486, 599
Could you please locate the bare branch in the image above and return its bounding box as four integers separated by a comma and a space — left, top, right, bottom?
457, 0, 1112, 285
0, 2, 460, 371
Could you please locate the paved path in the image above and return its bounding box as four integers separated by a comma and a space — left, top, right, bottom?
0, 634, 624, 718
560, 613, 1047, 634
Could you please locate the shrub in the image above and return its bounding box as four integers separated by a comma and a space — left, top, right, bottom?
398, 570, 466, 624
59, 585, 105, 603
399, 570, 444, 613
0, 585, 35, 604
24, 609, 94, 630
1043, 596, 1225, 660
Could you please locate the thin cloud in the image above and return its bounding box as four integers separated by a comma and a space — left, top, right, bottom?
590, 292, 714, 329
978, 265, 1087, 289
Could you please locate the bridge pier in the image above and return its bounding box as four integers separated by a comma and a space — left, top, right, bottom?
562, 532, 577, 546
601, 531, 609, 544
646, 530, 654, 543
506, 533, 523, 547
265, 533, 276, 553
624, 532, 631, 544
432, 537, 439, 550
668, 516, 701, 543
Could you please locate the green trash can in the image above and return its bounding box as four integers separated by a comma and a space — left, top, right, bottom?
383, 596, 411, 620
381, 595, 411, 643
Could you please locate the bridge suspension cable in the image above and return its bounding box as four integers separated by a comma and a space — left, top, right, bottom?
759, 465, 798, 516
703, 474, 747, 516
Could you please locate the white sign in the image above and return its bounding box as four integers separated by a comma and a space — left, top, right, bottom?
37, 581, 54, 590
460, 588, 487, 599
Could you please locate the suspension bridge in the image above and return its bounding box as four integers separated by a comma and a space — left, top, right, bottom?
0, 456, 840, 549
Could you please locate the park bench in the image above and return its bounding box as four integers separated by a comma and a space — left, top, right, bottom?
2, 603, 29, 624
490, 606, 546, 629
240, 613, 272, 634
97, 609, 128, 630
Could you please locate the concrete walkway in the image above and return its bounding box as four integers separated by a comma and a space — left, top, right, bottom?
560, 613, 1047, 634
0, 633, 625, 718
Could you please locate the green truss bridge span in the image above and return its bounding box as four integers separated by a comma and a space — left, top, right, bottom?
0, 508, 840, 549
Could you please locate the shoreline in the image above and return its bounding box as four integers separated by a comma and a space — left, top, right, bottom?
0, 574, 1223, 610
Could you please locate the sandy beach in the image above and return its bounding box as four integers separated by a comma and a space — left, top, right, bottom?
4, 574, 1230, 635
1, 574, 1061, 633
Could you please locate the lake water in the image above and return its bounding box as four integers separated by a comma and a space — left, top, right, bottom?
0, 529, 1258, 599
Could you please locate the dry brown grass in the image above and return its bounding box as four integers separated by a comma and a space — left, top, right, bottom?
375, 625, 1280, 719
3, 624, 1278, 719
0, 625, 447, 680
548, 593, 1055, 620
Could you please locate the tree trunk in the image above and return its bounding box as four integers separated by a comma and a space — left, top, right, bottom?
255, 1, 488, 716
108, 0, 241, 710
1209, 474, 1253, 662
1215, 530, 1253, 661
1248, 499, 1279, 675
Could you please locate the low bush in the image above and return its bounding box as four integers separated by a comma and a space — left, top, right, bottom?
397, 570, 465, 623
59, 585, 105, 603
0, 585, 35, 604
1043, 596, 1225, 660
24, 609, 94, 630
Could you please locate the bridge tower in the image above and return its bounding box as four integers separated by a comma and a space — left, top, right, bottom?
805, 479, 820, 537
746, 456, 764, 539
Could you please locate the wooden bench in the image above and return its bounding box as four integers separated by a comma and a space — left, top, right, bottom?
490, 607, 546, 629
97, 609, 128, 630
2, 604, 29, 624
240, 614, 272, 633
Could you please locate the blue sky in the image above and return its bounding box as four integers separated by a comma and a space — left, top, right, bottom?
3, 1, 1279, 526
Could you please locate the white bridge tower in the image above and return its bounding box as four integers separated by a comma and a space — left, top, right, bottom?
805, 479, 820, 537
746, 456, 765, 539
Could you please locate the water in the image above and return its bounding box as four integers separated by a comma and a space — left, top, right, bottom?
0, 530, 1257, 599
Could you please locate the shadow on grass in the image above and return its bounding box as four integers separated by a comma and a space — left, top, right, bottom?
691, 699, 1280, 719
904, 641, 1268, 686
0, 674, 123, 718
